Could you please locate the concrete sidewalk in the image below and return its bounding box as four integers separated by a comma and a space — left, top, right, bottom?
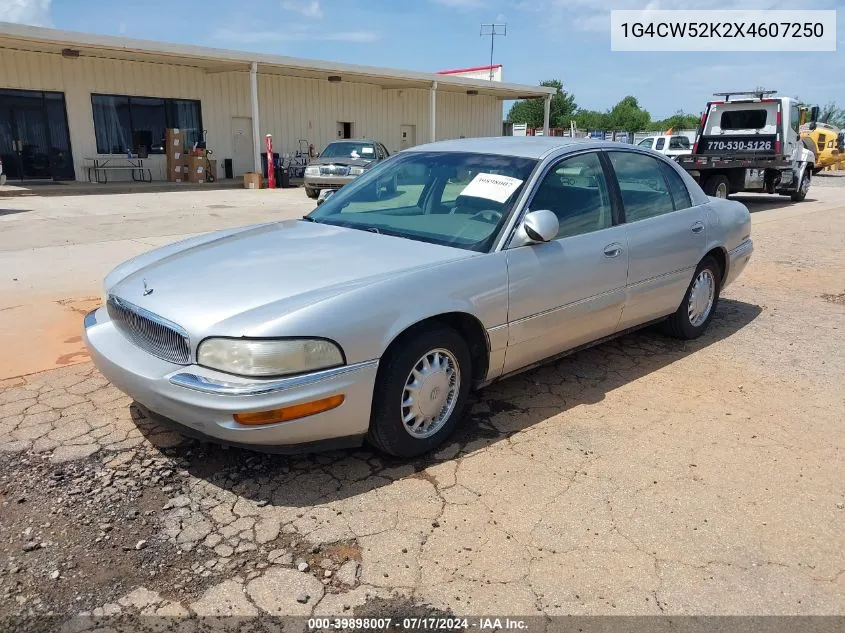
0, 187, 314, 378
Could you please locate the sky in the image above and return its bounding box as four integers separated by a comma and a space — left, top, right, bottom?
1, 0, 843, 119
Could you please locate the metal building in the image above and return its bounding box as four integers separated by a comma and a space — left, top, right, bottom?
0, 22, 553, 183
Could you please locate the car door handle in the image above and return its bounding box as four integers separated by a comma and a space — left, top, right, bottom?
691, 221, 704, 233
603, 243, 623, 258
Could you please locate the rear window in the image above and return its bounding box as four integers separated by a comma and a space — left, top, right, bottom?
720, 110, 767, 130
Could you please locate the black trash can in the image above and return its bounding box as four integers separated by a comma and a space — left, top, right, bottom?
275, 165, 290, 188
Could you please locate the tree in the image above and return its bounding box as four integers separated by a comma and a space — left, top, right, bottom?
573, 109, 610, 131
507, 79, 577, 129
652, 110, 701, 132
607, 95, 651, 133
819, 102, 845, 128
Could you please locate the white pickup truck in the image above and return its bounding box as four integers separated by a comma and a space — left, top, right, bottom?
636, 134, 693, 159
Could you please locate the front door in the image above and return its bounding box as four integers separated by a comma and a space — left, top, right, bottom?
605, 150, 706, 329
231, 117, 254, 176
504, 151, 629, 373
0, 89, 74, 181
400, 124, 416, 151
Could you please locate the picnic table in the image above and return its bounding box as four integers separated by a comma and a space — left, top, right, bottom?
84, 156, 152, 184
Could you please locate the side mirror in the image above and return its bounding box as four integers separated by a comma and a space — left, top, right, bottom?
316, 189, 335, 206
809, 105, 820, 123
512, 209, 559, 246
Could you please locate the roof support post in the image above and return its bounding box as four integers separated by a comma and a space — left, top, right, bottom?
543, 94, 551, 137
250, 62, 261, 174
429, 81, 437, 143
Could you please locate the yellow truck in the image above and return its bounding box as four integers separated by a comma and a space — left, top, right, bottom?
801, 122, 845, 173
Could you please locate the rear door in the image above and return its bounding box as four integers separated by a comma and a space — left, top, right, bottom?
605, 150, 706, 329
504, 150, 628, 373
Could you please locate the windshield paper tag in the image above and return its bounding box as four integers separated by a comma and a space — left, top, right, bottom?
460, 173, 523, 204
362, 147, 374, 154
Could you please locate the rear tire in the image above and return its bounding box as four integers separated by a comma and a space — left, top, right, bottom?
790, 169, 811, 202
367, 326, 471, 458
665, 256, 722, 340
305, 187, 319, 199
703, 175, 730, 199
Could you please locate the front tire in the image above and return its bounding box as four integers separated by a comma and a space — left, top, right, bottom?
703, 175, 730, 199
665, 256, 722, 340
368, 326, 471, 457
790, 169, 811, 202
305, 187, 319, 199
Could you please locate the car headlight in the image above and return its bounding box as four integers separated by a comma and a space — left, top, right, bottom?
197, 338, 344, 377
304, 166, 320, 176
349, 167, 364, 175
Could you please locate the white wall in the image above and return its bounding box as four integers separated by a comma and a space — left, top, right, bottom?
0, 49, 503, 182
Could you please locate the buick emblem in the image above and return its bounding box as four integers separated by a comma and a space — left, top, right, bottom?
142, 279, 154, 296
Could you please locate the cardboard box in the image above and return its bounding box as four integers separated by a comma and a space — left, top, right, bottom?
166, 150, 184, 165
187, 156, 206, 183
165, 129, 184, 157
168, 164, 188, 182
243, 172, 262, 189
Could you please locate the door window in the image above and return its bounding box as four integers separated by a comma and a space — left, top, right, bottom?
790, 104, 800, 135
669, 136, 690, 150
660, 163, 692, 210
637, 137, 654, 148
608, 152, 676, 222
529, 152, 613, 239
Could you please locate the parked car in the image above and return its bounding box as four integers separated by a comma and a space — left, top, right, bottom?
84, 137, 753, 458
637, 134, 693, 159
303, 138, 392, 199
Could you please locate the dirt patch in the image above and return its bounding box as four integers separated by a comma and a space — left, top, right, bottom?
0, 297, 100, 379
354, 595, 455, 624
821, 292, 845, 305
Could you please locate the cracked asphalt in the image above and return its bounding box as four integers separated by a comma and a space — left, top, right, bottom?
1, 180, 843, 627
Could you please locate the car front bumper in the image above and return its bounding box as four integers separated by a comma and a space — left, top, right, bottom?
303, 174, 356, 190
83, 307, 378, 450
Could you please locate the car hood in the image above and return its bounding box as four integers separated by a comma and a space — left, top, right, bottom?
108, 220, 475, 337
310, 156, 374, 167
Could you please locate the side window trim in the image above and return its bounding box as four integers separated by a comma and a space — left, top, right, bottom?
597, 151, 624, 225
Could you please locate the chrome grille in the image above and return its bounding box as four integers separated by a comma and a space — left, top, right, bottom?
320, 165, 350, 176
107, 296, 191, 364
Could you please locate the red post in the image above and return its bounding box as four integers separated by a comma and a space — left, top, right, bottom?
265, 134, 275, 189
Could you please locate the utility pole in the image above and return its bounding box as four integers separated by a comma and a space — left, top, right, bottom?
480, 24, 506, 81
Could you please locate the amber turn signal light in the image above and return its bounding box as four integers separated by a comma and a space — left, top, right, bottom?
233, 394, 345, 426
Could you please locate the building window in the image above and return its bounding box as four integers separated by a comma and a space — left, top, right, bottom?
91, 94, 202, 155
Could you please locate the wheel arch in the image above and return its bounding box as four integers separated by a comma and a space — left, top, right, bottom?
703, 246, 728, 284
380, 311, 491, 388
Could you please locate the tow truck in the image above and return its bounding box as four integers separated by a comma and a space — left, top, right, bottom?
677, 90, 819, 201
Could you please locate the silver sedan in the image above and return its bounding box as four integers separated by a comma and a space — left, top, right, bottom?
84, 137, 753, 457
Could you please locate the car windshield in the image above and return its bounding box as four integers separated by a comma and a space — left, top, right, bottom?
320, 142, 378, 160
305, 151, 538, 252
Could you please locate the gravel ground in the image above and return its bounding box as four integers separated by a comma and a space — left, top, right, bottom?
1, 180, 843, 630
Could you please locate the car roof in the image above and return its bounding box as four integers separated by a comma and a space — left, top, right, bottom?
404, 136, 612, 159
